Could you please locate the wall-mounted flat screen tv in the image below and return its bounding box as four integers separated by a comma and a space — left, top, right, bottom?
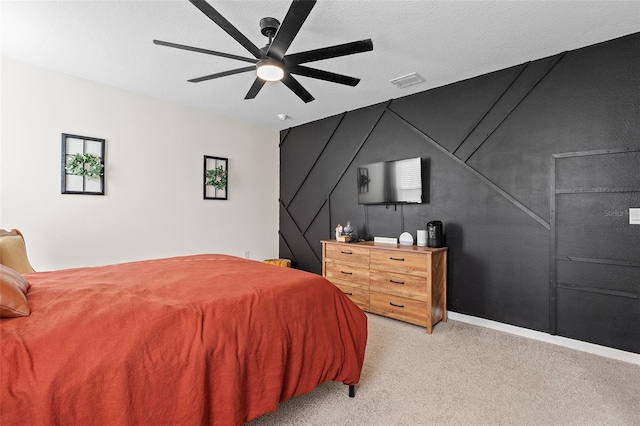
357, 157, 423, 204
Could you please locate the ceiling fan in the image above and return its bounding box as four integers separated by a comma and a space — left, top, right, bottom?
153, 0, 373, 103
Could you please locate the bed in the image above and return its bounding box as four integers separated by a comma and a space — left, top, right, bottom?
0, 254, 368, 425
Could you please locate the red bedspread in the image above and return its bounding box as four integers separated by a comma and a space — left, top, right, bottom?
0, 255, 367, 425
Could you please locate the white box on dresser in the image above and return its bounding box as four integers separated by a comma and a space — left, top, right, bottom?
321, 240, 448, 334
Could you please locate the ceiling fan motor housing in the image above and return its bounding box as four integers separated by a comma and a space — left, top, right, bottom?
260, 17, 280, 38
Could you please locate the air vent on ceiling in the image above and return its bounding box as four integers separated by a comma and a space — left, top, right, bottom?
390, 72, 426, 89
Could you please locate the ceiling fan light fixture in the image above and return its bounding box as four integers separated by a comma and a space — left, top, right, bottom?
256, 60, 285, 81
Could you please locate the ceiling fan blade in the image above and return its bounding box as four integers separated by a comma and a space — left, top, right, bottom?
284, 39, 373, 66
267, 0, 316, 61
153, 40, 257, 64
281, 74, 314, 103
289, 65, 360, 86
244, 78, 266, 100
188, 66, 255, 83
188, 0, 264, 59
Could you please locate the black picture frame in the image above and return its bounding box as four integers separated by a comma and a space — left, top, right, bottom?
61, 133, 106, 195
203, 156, 228, 200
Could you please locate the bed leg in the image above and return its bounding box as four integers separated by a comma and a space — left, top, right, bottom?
348, 385, 355, 398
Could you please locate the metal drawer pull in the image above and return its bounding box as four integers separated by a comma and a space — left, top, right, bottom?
344, 292, 353, 296
389, 257, 405, 261
340, 251, 353, 255
341, 271, 353, 275
389, 302, 405, 308
389, 279, 405, 285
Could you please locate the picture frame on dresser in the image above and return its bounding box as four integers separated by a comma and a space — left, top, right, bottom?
321, 240, 448, 334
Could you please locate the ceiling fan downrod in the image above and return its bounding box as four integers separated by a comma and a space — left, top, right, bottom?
260, 17, 280, 49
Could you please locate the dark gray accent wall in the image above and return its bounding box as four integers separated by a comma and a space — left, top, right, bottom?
279, 33, 640, 353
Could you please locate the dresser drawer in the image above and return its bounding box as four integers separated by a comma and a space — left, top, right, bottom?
370, 270, 428, 301
369, 291, 428, 327
332, 282, 370, 311
325, 262, 370, 288
370, 249, 429, 275
325, 244, 370, 265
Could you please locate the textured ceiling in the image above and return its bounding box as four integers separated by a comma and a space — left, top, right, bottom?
2, 0, 639, 130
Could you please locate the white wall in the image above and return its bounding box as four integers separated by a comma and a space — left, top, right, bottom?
0, 58, 280, 270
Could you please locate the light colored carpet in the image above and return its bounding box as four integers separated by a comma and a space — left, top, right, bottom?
248, 313, 640, 425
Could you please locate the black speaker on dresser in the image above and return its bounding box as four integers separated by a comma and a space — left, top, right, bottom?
426, 221, 443, 248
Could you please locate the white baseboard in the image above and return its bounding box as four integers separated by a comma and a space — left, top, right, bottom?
448, 311, 640, 365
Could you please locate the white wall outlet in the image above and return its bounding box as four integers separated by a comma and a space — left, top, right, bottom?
629, 208, 640, 225
243, 251, 250, 259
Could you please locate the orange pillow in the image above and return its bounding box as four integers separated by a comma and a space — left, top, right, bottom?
0, 264, 31, 317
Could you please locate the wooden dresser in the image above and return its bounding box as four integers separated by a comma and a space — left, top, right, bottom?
321, 240, 448, 333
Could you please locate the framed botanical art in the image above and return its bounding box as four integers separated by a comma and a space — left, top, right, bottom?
61, 133, 105, 195
203, 156, 228, 200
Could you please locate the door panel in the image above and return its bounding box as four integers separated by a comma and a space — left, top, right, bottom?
551, 149, 640, 353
